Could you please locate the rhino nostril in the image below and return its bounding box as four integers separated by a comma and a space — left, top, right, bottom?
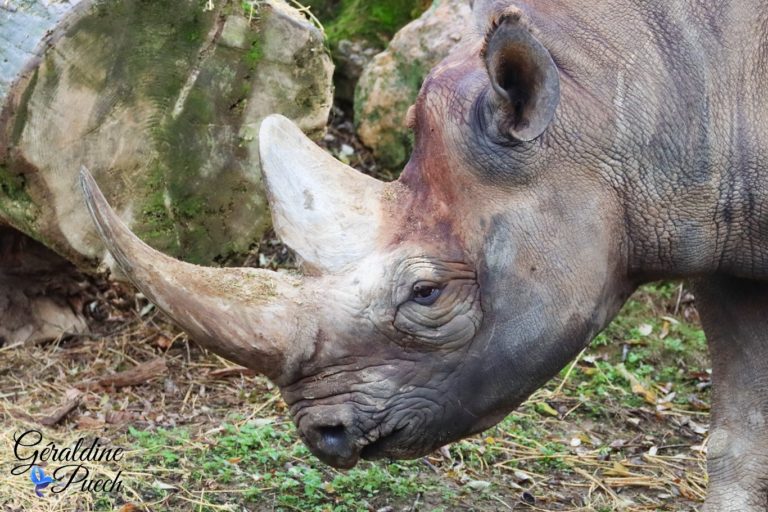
303, 422, 359, 468
318, 425, 348, 452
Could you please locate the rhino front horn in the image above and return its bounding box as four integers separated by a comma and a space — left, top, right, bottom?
79, 167, 311, 383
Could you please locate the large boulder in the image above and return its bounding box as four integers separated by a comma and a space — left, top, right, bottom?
354, 0, 472, 169
302, 0, 432, 104
0, 0, 333, 345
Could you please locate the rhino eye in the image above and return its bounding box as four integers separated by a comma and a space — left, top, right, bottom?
412, 283, 441, 305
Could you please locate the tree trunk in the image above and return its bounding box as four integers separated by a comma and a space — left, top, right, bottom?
0, 0, 334, 344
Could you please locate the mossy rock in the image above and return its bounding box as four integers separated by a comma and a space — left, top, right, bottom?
0, 0, 333, 270
354, 0, 472, 170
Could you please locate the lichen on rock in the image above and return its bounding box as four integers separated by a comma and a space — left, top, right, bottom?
354, 0, 472, 170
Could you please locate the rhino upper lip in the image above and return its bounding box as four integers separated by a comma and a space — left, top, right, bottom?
314, 424, 402, 468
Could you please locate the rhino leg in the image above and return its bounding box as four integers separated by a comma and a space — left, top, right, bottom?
694, 276, 768, 511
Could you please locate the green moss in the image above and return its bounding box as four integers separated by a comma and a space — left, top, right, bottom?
68, 0, 215, 258
354, 56, 428, 169
0, 165, 31, 204
144, 38, 267, 263
396, 58, 429, 93
65, 0, 270, 263
41, 54, 61, 92
245, 38, 264, 67
139, 164, 176, 246
0, 164, 38, 232
306, 0, 432, 48
73, 0, 210, 107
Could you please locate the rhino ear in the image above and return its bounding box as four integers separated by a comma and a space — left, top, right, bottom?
259, 115, 385, 274
482, 9, 560, 141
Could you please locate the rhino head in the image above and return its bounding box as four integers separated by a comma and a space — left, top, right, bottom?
81, 3, 634, 468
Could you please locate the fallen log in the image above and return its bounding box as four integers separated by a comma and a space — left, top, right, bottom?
0, 0, 333, 344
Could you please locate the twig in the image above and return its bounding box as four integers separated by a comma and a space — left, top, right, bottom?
38, 390, 82, 426
554, 347, 587, 395
285, 0, 324, 31
572, 467, 624, 504
79, 358, 168, 389
207, 366, 256, 380
674, 282, 684, 316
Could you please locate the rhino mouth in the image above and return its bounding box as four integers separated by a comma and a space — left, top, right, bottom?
299, 416, 417, 469
360, 426, 407, 460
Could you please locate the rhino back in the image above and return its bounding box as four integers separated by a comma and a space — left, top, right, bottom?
514, 0, 768, 279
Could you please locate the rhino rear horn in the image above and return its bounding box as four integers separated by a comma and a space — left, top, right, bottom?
482, 8, 560, 141
259, 115, 385, 274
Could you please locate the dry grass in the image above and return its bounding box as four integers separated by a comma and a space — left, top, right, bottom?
0, 282, 709, 511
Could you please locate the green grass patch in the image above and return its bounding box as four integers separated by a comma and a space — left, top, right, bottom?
128, 420, 450, 511
305, 0, 432, 48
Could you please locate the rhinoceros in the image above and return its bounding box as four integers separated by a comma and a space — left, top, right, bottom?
79, 0, 768, 509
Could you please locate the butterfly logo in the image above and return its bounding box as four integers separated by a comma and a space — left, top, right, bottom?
29, 465, 55, 497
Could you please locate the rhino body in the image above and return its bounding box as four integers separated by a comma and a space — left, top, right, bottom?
80, 1, 768, 509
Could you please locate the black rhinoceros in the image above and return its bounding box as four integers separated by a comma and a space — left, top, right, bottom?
80, 1, 768, 509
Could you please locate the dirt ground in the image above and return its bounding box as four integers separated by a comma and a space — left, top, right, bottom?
0, 270, 711, 512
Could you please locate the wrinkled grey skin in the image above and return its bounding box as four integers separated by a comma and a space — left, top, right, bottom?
82, 1, 768, 509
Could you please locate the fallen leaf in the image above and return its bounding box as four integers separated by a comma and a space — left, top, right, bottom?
154, 335, 172, 349
603, 462, 631, 477
105, 411, 135, 424
609, 439, 626, 449
466, 480, 491, 491
535, 402, 559, 417
688, 420, 708, 435
513, 470, 532, 483
659, 320, 670, 340
153, 480, 178, 491
616, 364, 657, 404
687, 395, 710, 410
76, 416, 105, 430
